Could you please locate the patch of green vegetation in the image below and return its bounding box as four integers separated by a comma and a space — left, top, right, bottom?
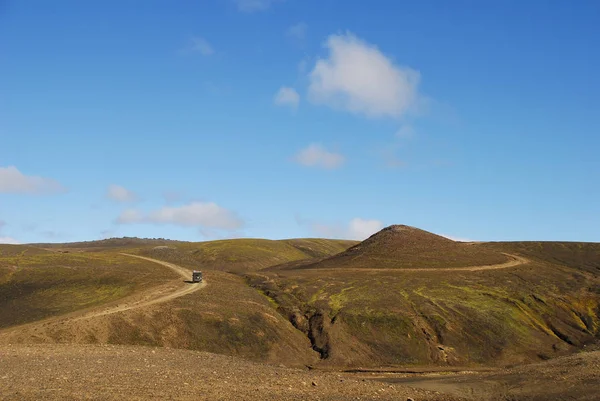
309, 287, 326, 305
329, 286, 354, 316
257, 289, 280, 309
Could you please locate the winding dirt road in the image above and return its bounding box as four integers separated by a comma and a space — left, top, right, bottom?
0, 254, 206, 338
312, 253, 529, 272
72, 253, 206, 321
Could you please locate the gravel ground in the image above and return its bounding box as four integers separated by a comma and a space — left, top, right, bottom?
0, 344, 461, 401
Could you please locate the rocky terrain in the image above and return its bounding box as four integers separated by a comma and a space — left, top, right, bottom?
0, 344, 453, 401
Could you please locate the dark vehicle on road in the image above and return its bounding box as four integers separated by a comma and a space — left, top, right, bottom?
192, 271, 203, 283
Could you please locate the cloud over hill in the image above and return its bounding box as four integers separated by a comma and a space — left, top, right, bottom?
117, 201, 244, 231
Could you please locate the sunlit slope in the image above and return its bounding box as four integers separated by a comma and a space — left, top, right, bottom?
0, 248, 177, 328
0, 268, 319, 367
4, 233, 599, 370
134, 238, 357, 273
250, 226, 600, 368
482, 241, 600, 273
0, 238, 356, 366
277, 225, 509, 270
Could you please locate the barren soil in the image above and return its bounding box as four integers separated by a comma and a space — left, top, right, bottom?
0, 344, 457, 401
371, 350, 600, 400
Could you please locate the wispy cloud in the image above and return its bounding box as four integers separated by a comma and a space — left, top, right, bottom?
293, 144, 345, 169
116, 209, 144, 224
106, 184, 138, 203
440, 234, 476, 242
163, 191, 184, 204
286, 22, 307, 40
181, 36, 214, 56
234, 0, 280, 12
274, 86, 300, 109
0, 166, 66, 195
395, 124, 415, 139
298, 57, 309, 74
0, 220, 19, 244
116, 201, 244, 231
0, 236, 19, 244
383, 153, 408, 169
309, 217, 384, 240
308, 32, 421, 118
99, 229, 117, 239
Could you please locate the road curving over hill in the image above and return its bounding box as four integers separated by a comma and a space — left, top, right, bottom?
72, 253, 206, 321
0, 254, 206, 339
305, 252, 529, 272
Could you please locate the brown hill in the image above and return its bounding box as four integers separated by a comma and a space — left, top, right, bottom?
0, 244, 52, 257
277, 225, 508, 270
32, 237, 181, 250
482, 240, 600, 274
249, 226, 600, 368
3, 231, 600, 378
134, 238, 357, 273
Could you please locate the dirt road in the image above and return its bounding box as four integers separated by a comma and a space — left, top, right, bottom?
70, 253, 206, 321
311, 253, 530, 272
0, 254, 206, 337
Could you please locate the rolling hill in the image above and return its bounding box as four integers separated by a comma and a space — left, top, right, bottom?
274, 225, 509, 271
133, 238, 357, 273
0, 245, 179, 328
0, 238, 357, 367
249, 225, 600, 368
1, 228, 599, 400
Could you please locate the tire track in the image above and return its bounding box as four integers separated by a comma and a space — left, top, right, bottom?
72, 253, 206, 321
0, 254, 206, 337
308, 253, 529, 272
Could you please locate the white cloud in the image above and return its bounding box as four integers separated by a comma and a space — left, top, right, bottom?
287, 22, 307, 40
190, 37, 214, 56
0, 236, 20, 245
441, 234, 476, 242
294, 144, 345, 169
107, 185, 137, 203
298, 58, 309, 74
235, 0, 278, 12
274, 86, 300, 109
384, 156, 407, 169
116, 209, 144, 224
395, 124, 415, 139
116, 201, 244, 230
348, 218, 384, 240
0, 221, 18, 244
308, 32, 420, 118
311, 218, 383, 240
163, 191, 183, 204
0, 166, 66, 195
148, 203, 242, 229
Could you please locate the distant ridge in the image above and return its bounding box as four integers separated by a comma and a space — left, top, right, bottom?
277, 224, 509, 270
31, 237, 184, 249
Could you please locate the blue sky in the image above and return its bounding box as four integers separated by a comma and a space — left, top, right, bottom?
1, 0, 599, 244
